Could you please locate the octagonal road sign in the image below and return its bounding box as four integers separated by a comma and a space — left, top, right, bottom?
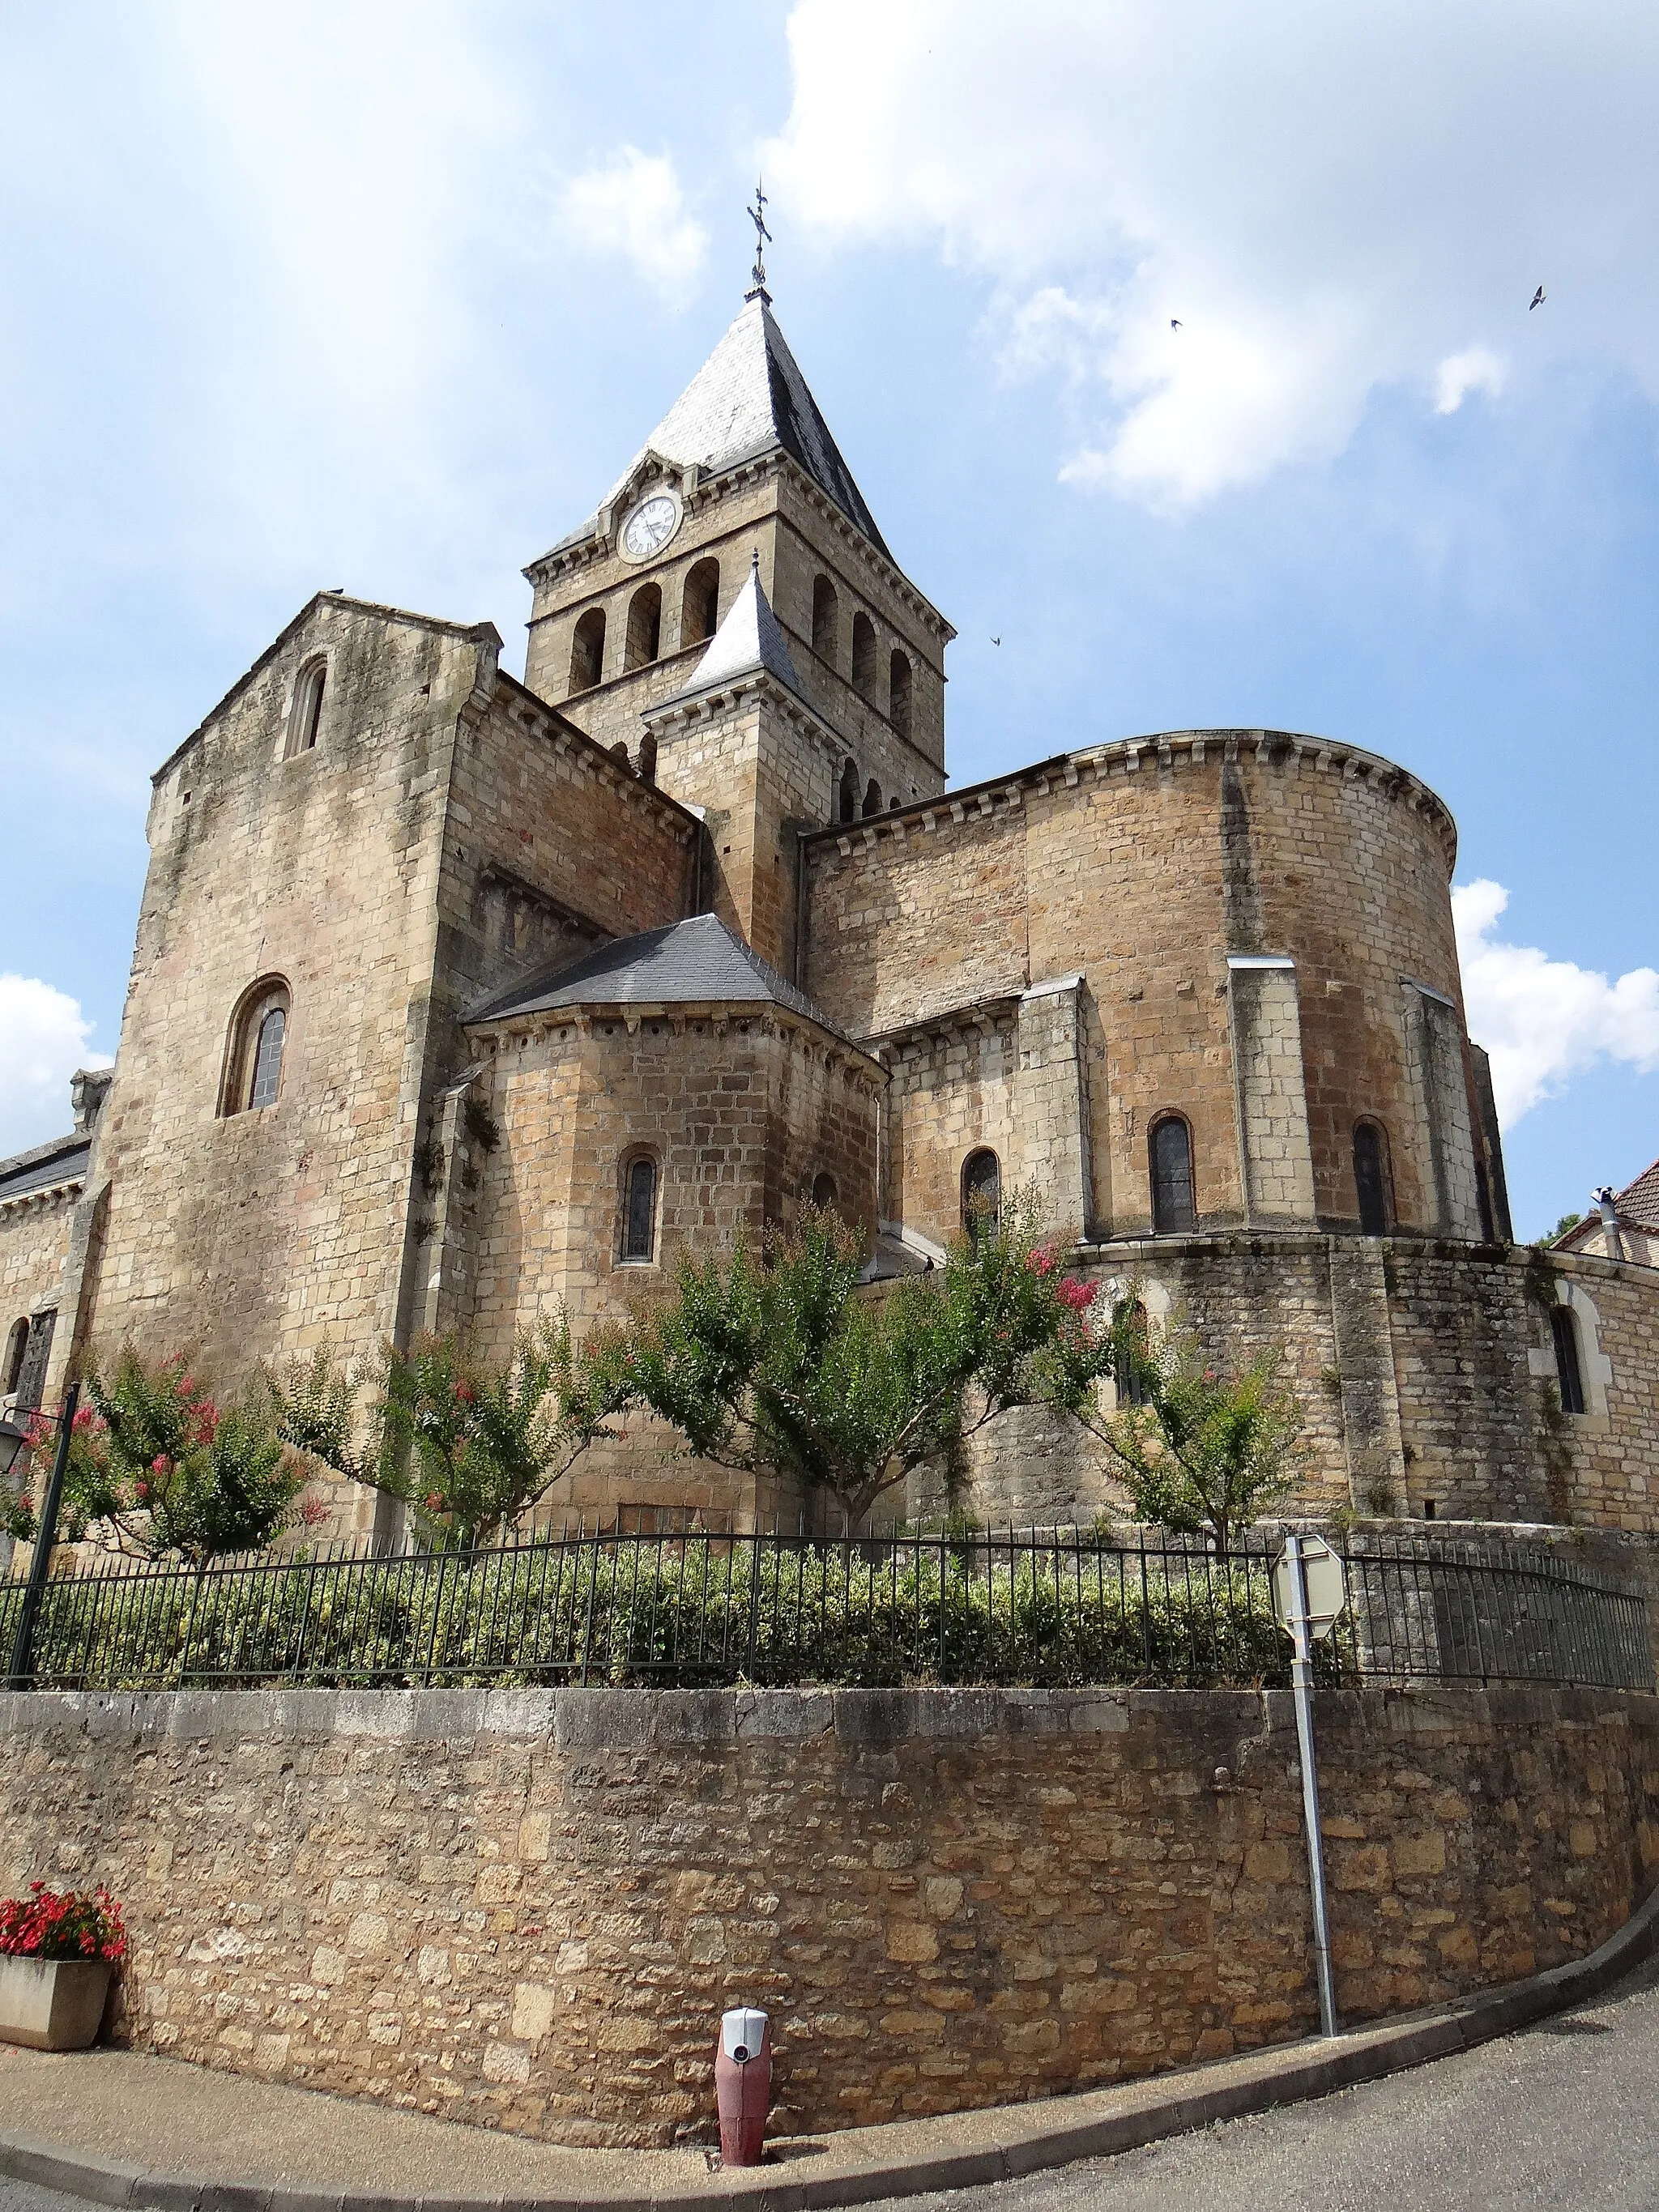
1272, 1535, 1347, 1641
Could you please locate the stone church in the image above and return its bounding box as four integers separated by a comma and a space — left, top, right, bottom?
4, 283, 1657, 1541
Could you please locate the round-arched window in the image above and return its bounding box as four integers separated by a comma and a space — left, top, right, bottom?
220, 978, 292, 1116
1149, 1115, 1196, 1234
962, 1149, 1001, 1239
1353, 1121, 1391, 1235
621, 1156, 659, 1264
812, 1171, 839, 1210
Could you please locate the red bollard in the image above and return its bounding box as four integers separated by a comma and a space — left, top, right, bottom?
714, 2006, 770, 2167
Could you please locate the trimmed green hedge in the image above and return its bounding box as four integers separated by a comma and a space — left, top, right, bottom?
0, 1537, 1333, 1693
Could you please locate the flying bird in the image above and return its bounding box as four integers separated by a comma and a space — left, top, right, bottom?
1529, 285, 1546, 310
1170, 318, 1182, 330
991, 636, 1001, 647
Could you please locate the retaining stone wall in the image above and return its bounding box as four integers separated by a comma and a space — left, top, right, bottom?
0, 1684, 1654, 2148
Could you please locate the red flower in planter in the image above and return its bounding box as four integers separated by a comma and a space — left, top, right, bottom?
0, 1883, 126, 1963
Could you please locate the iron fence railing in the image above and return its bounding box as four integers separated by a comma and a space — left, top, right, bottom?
0, 1528, 1649, 1696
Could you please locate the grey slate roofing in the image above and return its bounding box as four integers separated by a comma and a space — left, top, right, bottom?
463, 912, 856, 1046
655, 559, 805, 710
0, 1131, 90, 1204
540, 299, 889, 563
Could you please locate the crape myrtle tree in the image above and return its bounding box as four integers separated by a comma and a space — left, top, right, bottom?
271, 1315, 633, 1550
0, 1347, 319, 1565
616, 1196, 1109, 1529
1048, 1299, 1308, 1556
617, 1200, 1308, 1549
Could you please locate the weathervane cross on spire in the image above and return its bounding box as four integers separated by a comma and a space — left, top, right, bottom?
745, 177, 773, 302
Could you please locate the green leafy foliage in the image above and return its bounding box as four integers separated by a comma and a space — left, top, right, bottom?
0, 1531, 1322, 1694
1, 1349, 309, 1565
616, 1199, 1109, 1526
271, 1318, 632, 1548
1079, 1309, 1308, 1556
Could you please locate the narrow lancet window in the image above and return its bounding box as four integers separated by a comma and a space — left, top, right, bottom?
1354, 1121, 1390, 1234
285, 660, 326, 757
1149, 1116, 1196, 1234
622, 1157, 658, 1263
962, 1149, 1001, 1239
1551, 1304, 1586, 1415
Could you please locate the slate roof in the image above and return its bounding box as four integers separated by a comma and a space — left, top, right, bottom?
654, 559, 805, 710
0, 1132, 91, 1205
463, 913, 856, 1045
540, 299, 889, 562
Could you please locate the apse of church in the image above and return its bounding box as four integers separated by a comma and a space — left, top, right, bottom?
11, 267, 1658, 1545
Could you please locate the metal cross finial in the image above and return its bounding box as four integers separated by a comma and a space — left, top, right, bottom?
745, 177, 773, 301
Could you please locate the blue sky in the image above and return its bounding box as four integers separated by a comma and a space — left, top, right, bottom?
2, 1, 1656, 1236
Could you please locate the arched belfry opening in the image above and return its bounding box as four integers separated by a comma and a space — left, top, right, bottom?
889, 650, 912, 740
625, 583, 662, 670
681, 559, 719, 647
838, 761, 859, 825
812, 575, 839, 663
851, 612, 876, 698
569, 607, 606, 695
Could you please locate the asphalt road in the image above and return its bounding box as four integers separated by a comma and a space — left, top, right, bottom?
2, 1954, 1656, 2212
875, 1950, 1659, 2212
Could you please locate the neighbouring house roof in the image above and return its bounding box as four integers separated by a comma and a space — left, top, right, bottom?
0, 1132, 91, 1207
651, 560, 805, 712
538, 298, 890, 562
463, 911, 856, 1046
1553, 1153, 1659, 1251
1614, 1157, 1659, 1232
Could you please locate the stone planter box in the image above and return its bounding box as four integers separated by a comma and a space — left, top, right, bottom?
0, 1955, 112, 2050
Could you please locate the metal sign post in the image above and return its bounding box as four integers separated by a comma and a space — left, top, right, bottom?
1274, 1531, 1344, 2039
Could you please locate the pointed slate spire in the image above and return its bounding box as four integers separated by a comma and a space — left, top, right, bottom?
663, 552, 804, 708
644, 298, 886, 553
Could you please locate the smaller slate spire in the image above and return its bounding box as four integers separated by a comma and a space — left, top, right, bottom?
663, 553, 804, 706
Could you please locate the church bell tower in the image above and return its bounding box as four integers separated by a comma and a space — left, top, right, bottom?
519, 239, 953, 974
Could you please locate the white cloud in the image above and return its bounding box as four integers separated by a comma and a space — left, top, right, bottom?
0, 978, 113, 1157
766, 0, 1659, 504
1452, 880, 1659, 1125
557, 148, 709, 310
1435, 346, 1508, 416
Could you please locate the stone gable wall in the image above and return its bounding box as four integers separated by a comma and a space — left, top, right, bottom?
436, 682, 697, 1022
0, 1683, 1653, 2147
58, 602, 497, 1430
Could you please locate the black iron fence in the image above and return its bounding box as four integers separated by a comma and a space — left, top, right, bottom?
0, 1528, 1648, 1696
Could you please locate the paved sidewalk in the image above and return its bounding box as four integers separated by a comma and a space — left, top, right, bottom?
1, 1885, 1655, 2212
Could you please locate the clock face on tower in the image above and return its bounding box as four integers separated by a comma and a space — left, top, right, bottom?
620, 492, 680, 562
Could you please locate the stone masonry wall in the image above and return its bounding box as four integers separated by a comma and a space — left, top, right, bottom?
526, 460, 947, 810
0, 1191, 75, 1396
466, 1011, 879, 1357
60, 599, 501, 1432
946, 1237, 1659, 1537
802, 735, 1485, 1247
0, 1684, 1653, 2148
